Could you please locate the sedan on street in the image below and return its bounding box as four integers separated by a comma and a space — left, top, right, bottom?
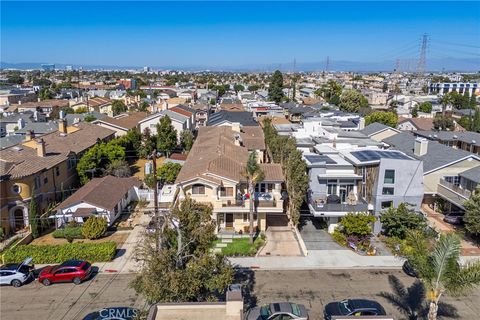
245, 302, 309, 320
324, 299, 386, 319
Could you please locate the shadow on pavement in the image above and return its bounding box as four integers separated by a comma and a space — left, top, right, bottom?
235, 268, 257, 310
378, 275, 459, 320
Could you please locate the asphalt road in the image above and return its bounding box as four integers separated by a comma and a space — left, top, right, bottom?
2, 269, 480, 320
0, 273, 145, 320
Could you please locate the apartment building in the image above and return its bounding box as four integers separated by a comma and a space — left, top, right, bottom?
0, 121, 115, 235
175, 126, 285, 234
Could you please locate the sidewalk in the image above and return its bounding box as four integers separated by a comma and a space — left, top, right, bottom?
229, 250, 405, 270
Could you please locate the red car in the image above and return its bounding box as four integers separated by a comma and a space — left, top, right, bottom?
38, 260, 92, 286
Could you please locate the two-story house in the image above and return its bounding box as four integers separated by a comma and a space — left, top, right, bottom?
0, 120, 115, 235
175, 126, 284, 234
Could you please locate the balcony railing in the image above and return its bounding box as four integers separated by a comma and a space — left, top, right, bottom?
439, 178, 472, 199
309, 197, 368, 213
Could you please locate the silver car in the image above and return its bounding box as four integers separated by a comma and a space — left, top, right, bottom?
0, 257, 34, 287
245, 302, 309, 320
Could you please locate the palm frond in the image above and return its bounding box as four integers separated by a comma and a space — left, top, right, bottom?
445, 260, 480, 296
431, 234, 461, 288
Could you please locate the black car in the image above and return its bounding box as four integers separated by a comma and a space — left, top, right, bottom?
402, 261, 419, 277
324, 299, 386, 319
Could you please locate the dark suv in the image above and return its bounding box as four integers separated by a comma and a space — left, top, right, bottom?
324, 299, 386, 319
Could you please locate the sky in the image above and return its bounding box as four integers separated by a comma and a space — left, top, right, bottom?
1, 1, 479, 70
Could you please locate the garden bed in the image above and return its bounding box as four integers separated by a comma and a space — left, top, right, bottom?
215, 236, 265, 256
31, 230, 129, 247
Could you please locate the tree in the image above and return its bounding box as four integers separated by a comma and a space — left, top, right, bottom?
380, 203, 426, 239
411, 107, 419, 118
233, 84, 245, 93
433, 115, 454, 131
112, 100, 127, 116
131, 197, 234, 303
339, 89, 368, 113
74, 106, 89, 114
38, 87, 54, 100
180, 130, 194, 152
156, 116, 177, 157
315, 80, 343, 104
471, 108, 480, 133
7, 74, 24, 84
157, 162, 182, 184
418, 102, 433, 113
28, 195, 40, 238
138, 128, 157, 159
464, 188, 480, 236
339, 213, 376, 237
104, 159, 131, 178
244, 152, 265, 244
248, 84, 260, 92
268, 70, 285, 103
81, 216, 107, 239
458, 116, 471, 131
405, 233, 480, 320
365, 111, 398, 128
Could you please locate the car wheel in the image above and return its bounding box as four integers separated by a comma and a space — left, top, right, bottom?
11, 279, 22, 287
73, 277, 82, 285
42, 278, 51, 286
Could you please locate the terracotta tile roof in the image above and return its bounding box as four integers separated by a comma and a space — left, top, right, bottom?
219, 103, 245, 112
169, 106, 192, 117
241, 126, 266, 150
86, 97, 111, 108
176, 126, 282, 185
0, 122, 115, 179
260, 164, 284, 181
169, 153, 188, 161
96, 112, 148, 130
56, 176, 141, 212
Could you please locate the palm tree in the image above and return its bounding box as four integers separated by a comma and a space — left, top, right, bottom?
405, 232, 480, 320
244, 152, 264, 244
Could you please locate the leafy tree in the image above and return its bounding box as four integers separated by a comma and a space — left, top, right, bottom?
380, 203, 426, 239
180, 130, 194, 152
411, 107, 419, 118
244, 152, 265, 244
404, 233, 480, 320
138, 128, 157, 159
75, 106, 89, 114
458, 116, 471, 131
268, 70, 285, 103
338, 89, 368, 112
77, 140, 126, 184
38, 87, 54, 100
138, 101, 149, 112
471, 108, 480, 132
248, 84, 260, 92
81, 216, 107, 240
433, 115, 454, 131
143, 174, 156, 189
28, 195, 40, 238
315, 80, 343, 104
112, 100, 127, 116
118, 129, 142, 158
339, 213, 376, 237
418, 102, 433, 113
470, 94, 477, 109
156, 116, 177, 157
233, 84, 245, 93
365, 111, 398, 128
104, 159, 131, 178
84, 114, 97, 122
157, 162, 182, 184
464, 188, 480, 236
131, 197, 234, 303
7, 74, 24, 84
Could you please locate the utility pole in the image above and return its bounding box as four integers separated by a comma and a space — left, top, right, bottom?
151, 149, 161, 251
416, 33, 428, 77
325, 56, 330, 73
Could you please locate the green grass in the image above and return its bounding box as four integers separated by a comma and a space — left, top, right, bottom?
215, 236, 265, 256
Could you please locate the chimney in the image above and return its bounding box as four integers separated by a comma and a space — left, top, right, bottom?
17, 118, 25, 129
36, 138, 46, 157
231, 122, 241, 133
59, 109, 65, 119
414, 137, 428, 156
25, 130, 34, 141
58, 118, 67, 133
359, 118, 365, 130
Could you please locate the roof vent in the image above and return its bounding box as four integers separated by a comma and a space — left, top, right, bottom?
453, 135, 458, 139
433, 134, 438, 138
12, 146, 23, 152
60, 133, 67, 137
472, 140, 476, 144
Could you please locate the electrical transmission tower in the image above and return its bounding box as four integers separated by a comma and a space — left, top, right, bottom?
394, 59, 400, 73
325, 56, 330, 72
416, 34, 428, 76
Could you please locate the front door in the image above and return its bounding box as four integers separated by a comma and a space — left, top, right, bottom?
225, 213, 234, 228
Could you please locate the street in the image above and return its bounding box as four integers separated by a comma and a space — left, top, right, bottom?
1, 269, 480, 320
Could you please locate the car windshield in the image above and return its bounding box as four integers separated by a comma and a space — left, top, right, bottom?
290, 303, 301, 316
81, 262, 91, 270
339, 300, 352, 314
260, 306, 272, 318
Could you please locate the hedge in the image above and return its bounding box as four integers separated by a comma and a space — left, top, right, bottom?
2, 241, 117, 264
52, 227, 84, 239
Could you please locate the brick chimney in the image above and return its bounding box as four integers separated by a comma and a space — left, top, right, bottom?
58, 118, 67, 134
36, 138, 46, 157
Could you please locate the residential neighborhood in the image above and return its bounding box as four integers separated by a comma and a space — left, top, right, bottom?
1, 1, 480, 320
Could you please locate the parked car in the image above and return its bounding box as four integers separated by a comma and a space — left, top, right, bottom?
402, 261, 419, 278
38, 260, 92, 286
324, 299, 386, 319
245, 302, 309, 320
0, 257, 34, 287
443, 214, 464, 225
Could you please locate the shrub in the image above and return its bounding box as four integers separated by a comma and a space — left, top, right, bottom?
380, 203, 426, 239
2, 242, 117, 263
82, 216, 108, 240
331, 229, 347, 246
0, 227, 4, 241
340, 213, 376, 237
52, 227, 84, 239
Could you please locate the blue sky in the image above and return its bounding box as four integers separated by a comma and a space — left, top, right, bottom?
1, 1, 479, 69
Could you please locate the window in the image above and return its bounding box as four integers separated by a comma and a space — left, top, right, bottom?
327, 179, 337, 195
220, 187, 234, 197
381, 201, 393, 209
382, 187, 394, 195
67, 156, 76, 170
243, 213, 248, 222
445, 176, 460, 186
255, 183, 266, 193
253, 213, 258, 221
11, 184, 22, 195
192, 184, 205, 195
55, 167, 60, 176
44, 176, 48, 185
384, 170, 395, 184
34, 176, 41, 190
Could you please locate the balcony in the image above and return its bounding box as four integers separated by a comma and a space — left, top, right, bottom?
437, 178, 472, 209
308, 196, 368, 217
217, 192, 283, 212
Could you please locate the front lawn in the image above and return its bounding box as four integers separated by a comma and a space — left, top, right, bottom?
216, 236, 265, 256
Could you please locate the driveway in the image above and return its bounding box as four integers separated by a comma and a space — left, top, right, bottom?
298, 217, 346, 251
258, 227, 302, 256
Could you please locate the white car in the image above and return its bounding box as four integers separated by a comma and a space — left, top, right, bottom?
0, 257, 34, 287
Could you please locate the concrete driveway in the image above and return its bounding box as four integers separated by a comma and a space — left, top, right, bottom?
257, 227, 303, 256
298, 217, 346, 251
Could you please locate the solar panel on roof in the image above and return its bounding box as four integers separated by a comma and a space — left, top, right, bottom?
351, 150, 410, 162
305, 155, 337, 164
